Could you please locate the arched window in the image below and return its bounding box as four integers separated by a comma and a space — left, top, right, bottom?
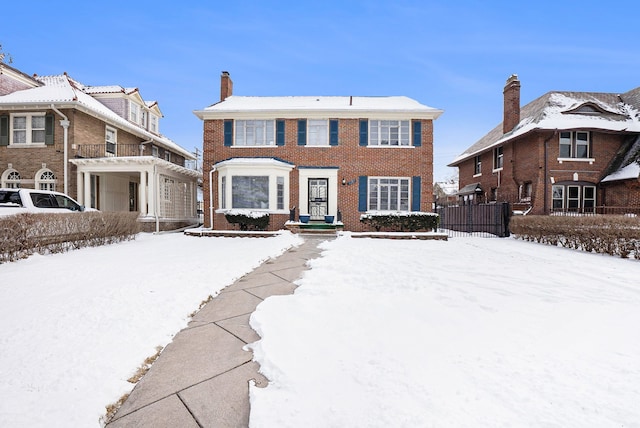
36, 169, 57, 191
1, 169, 21, 188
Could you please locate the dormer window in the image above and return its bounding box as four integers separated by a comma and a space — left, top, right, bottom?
130, 101, 139, 123
150, 115, 159, 133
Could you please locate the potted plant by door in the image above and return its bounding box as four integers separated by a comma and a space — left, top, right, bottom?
324, 215, 334, 224
299, 215, 310, 223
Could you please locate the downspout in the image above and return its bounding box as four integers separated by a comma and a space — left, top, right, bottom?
209, 166, 216, 229
50, 105, 70, 194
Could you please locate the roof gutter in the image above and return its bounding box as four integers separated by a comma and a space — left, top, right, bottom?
50, 104, 70, 194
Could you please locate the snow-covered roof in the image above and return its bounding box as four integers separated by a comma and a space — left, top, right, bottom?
0, 73, 193, 160
449, 89, 640, 166
434, 181, 459, 195
194, 95, 443, 120
214, 157, 296, 169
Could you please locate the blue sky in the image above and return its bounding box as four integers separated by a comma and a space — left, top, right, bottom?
3, 0, 639, 181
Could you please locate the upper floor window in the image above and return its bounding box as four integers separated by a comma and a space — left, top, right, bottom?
559, 131, 590, 159
474, 155, 482, 175
150, 115, 159, 133
369, 120, 410, 146
152, 146, 159, 157
307, 120, 329, 146
164, 151, 171, 162
129, 101, 140, 123
11, 113, 45, 145
493, 146, 503, 170
235, 120, 275, 146
105, 127, 117, 156
368, 177, 410, 211
141, 110, 148, 128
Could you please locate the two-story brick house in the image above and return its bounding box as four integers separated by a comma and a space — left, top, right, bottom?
449, 75, 640, 214
0, 63, 201, 231
194, 72, 443, 231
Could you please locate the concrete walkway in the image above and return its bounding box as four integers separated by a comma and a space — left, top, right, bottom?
106, 235, 331, 428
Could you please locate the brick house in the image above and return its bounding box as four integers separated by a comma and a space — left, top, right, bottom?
0, 63, 201, 231
449, 75, 640, 214
194, 72, 443, 231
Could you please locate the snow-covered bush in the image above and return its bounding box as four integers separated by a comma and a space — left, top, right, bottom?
0, 212, 140, 263
224, 210, 270, 231
360, 211, 440, 232
510, 215, 640, 259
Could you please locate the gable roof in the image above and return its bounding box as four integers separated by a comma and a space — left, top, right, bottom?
449, 89, 640, 166
194, 95, 443, 120
0, 73, 192, 159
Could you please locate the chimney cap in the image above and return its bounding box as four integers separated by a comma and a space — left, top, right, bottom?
506, 74, 519, 84
221, 71, 230, 76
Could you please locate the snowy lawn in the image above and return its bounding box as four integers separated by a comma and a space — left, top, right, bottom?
249, 234, 640, 428
0, 231, 302, 427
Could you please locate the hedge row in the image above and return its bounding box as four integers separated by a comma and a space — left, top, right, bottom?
224, 212, 270, 231
360, 212, 440, 232
0, 211, 141, 263
510, 215, 640, 259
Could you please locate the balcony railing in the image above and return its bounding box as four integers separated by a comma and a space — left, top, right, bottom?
75, 144, 147, 158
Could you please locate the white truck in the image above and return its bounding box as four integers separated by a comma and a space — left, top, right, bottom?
0, 188, 90, 217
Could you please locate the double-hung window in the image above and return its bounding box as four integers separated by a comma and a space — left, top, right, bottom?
307, 120, 328, 146
474, 155, 482, 175
11, 113, 46, 145
559, 131, 590, 159
368, 177, 410, 211
493, 146, 503, 170
130, 101, 139, 123
369, 120, 410, 146
105, 127, 117, 155
235, 120, 275, 146
552, 183, 596, 213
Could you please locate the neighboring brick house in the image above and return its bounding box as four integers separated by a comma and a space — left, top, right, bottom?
0, 63, 201, 231
194, 72, 443, 231
449, 75, 640, 215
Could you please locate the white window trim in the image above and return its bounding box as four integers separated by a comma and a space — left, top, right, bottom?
129, 101, 140, 123
1, 168, 21, 188
367, 176, 411, 212
492, 146, 504, 172
105, 126, 117, 156
368, 120, 411, 147
233, 120, 276, 147
9, 112, 46, 146
216, 160, 293, 213
306, 119, 329, 146
35, 168, 57, 191
558, 131, 592, 161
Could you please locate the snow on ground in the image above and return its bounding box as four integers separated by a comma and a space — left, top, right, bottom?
0, 231, 302, 427
249, 234, 640, 428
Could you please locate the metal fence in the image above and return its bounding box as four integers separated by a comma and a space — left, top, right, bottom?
435, 202, 511, 238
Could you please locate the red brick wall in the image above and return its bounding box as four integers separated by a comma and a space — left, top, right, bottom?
203, 118, 434, 231
455, 130, 627, 214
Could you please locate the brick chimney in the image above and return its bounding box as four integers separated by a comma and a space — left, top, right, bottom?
220, 71, 233, 101
503, 74, 520, 134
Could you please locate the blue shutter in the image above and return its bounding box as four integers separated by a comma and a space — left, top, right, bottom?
0, 115, 8, 146
359, 120, 368, 146
297, 120, 307, 146
358, 176, 368, 212
223, 120, 233, 146
45, 114, 55, 145
276, 120, 285, 146
329, 119, 339, 146
412, 120, 422, 147
411, 176, 421, 211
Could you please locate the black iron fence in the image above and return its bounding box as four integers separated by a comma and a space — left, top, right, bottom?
435, 202, 511, 237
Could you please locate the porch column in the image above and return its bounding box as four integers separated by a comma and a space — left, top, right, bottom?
76, 171, 83, 205
139, 170, 148, 216
147, 166, 156, 217
83, 172, 92, 209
